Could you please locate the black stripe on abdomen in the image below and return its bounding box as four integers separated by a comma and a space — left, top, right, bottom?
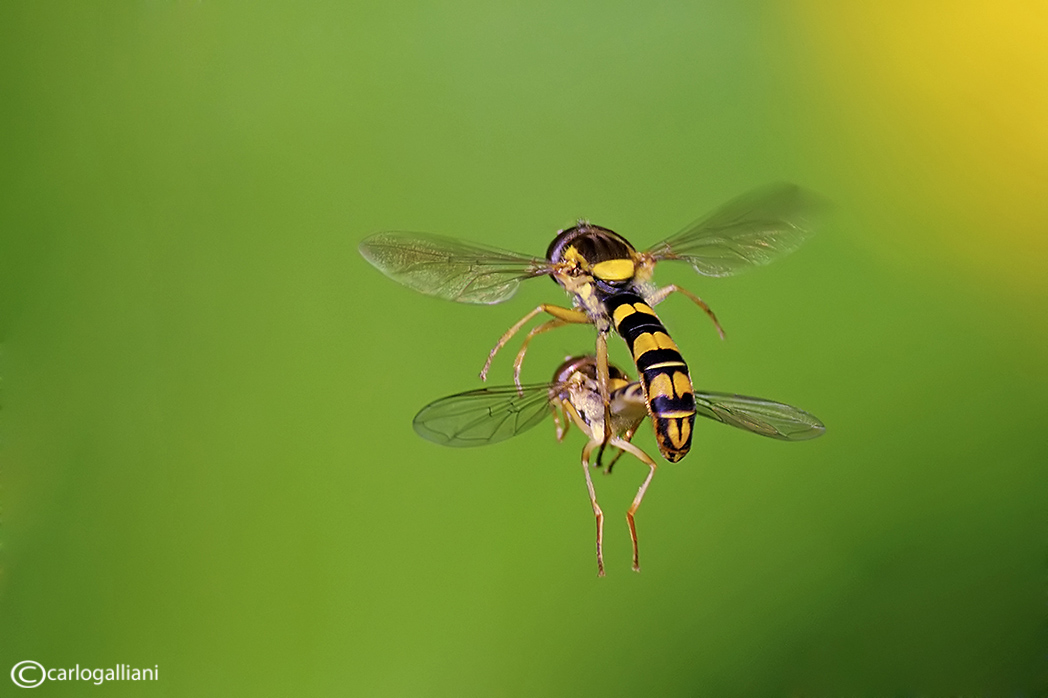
605, 291, 696, 460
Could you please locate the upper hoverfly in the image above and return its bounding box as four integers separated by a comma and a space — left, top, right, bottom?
360, 183, 822, 464
414, 354, 825, 575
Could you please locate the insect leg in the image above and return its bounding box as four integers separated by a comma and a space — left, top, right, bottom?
581, 439, 605, 577
550, 398, 571, 442
480, 305, 589, 382
604, 424, 639, 474
512, 318, 567, 392
594, 329, 613, 463
610, 437, 658, 573
647, 284, 725, 339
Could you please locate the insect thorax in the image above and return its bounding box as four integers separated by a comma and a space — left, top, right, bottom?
547, 222, 645, 320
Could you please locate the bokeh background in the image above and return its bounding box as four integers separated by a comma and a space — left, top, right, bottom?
2, 2, 1046, 695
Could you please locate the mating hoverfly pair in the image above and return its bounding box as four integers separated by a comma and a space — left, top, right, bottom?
360, 183, 825, 575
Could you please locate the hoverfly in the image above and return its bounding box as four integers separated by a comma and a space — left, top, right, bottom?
413, 355, 825, 576
361, 183, 822, 464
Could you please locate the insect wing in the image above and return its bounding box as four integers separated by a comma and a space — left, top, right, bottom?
693, 391, 825, 441
645, 182, 825, 277
413, 383, 556, 447
359, 231, 551, 304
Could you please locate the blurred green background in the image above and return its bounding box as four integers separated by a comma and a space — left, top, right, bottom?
2, 2, 1046, 695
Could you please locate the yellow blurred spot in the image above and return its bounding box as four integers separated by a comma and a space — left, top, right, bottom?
794, 2, 1048, 294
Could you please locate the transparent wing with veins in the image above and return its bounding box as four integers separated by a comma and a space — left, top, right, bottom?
644, 182, 826, 277
359, 231, 552, 305
412, 383, 560, 447
693, 391, 825, 440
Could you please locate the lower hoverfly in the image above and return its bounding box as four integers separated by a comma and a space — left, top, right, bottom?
362, 183, 823, 464
413, 355, 825, 576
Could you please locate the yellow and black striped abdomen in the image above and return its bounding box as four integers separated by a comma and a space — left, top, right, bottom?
605, 292, 696, 462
